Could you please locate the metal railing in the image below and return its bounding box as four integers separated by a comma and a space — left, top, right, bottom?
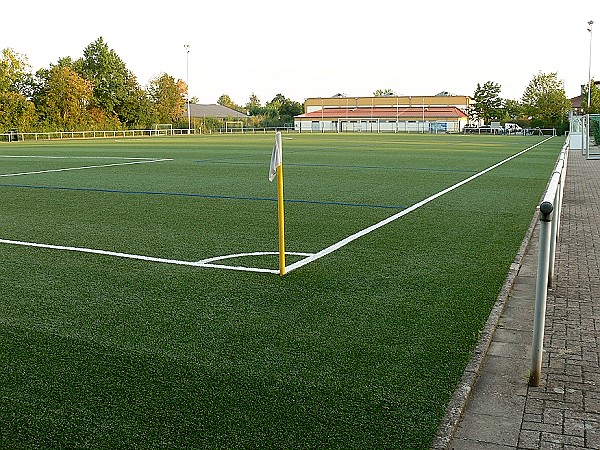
529, 136, 569, 386
216, 126, 295, 134
0, 128, 195, 142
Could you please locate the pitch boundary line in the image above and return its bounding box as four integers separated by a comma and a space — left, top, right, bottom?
0, 155, 162, 160
285, 137, 553, 274
0, 158, 173, 178
0, 239, 312, 274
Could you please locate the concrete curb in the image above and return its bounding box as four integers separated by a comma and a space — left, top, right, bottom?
431, 210, 540, 450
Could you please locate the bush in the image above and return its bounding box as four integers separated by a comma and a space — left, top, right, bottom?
591, 118, 600, 146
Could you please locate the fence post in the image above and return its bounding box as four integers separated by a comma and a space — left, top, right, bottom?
529, 200, 554, 386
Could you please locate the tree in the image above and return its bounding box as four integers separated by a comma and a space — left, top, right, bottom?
0, 91, 36, 132
262, 94, 303, 126
147, 73, 185, 124
0, 49, 36, 131
470, 81, 503, 124
373, 89, 395, 96
521, 72, 571, 130
217, 94, 243, 112
501, 98, 524, 122
177, 79, 188, 101
30, 58, 74, 116
77, 37, 142, 125
37, 65, 93, 130
0, 48, 32, 95
116, 74, 154, 128
581, 79, 600, 114
278, 97, 303, 124
245, 93, 262, 115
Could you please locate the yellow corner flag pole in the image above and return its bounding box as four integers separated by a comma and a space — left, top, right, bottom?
269, 132, 286, 275
276, 162, 286, 275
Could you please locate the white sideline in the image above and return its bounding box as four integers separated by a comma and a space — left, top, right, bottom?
0, 156, 160, 159
0, 239, 311, 275
0, 158, 173, 177
285, 137, 554, 274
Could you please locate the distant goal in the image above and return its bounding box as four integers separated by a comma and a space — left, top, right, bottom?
224, 121, 244, 133
152, 124, 173, 136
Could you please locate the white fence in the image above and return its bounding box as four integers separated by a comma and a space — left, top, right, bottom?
0, 128, 194, 142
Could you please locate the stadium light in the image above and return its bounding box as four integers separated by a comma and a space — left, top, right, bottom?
587, 20, 594, 111
184, 44, 191, 134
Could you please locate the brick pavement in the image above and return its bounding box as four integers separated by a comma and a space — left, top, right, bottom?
442, 150, 600, 449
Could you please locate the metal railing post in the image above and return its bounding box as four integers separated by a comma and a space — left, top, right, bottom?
548, 145, 568, 287
529, 201, 554, 387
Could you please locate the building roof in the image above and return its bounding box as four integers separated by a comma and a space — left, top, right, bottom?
571, 94, 584, 109
303, 95, 472, 112
186, 104, 249, 119
571, 81, 600, 109
295, 106, 467, 120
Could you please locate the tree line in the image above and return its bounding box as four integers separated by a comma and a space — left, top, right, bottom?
216, 93, 303, 129
0, 38, 303, 134
1, 38, 188, 132
468, 75, 600, 134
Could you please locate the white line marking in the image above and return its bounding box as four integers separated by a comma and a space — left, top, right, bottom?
197, 251, 313, 264
0, 158, 173, 177
199, 263, 279, 274
0, 238, 198, 265
285, 137, 554, 274
0, 239, 312, 274
0, 155, 159, 160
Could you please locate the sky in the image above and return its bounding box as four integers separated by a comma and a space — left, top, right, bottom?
2, 0, 598, 106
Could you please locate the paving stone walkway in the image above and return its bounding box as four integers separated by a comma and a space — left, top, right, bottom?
445, 150, 600, 449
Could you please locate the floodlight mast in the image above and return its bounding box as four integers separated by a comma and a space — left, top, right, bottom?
185, 44, 191, 134
588, 20, 594, 112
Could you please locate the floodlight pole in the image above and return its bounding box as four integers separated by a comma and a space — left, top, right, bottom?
587, 21, 594, 111
185, 44, 191, 134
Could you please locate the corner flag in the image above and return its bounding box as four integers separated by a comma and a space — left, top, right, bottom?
269, 132, 285, 275
269, 134, 282, 182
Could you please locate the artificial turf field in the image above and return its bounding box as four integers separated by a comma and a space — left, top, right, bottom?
0, 133, 562, 448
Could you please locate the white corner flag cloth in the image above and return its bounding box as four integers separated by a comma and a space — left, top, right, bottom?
268, 136, 282, 182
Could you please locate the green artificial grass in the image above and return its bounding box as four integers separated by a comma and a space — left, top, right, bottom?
0, 133, 562, 448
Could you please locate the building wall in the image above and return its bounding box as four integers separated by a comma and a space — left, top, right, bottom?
295, 117, 466, 133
